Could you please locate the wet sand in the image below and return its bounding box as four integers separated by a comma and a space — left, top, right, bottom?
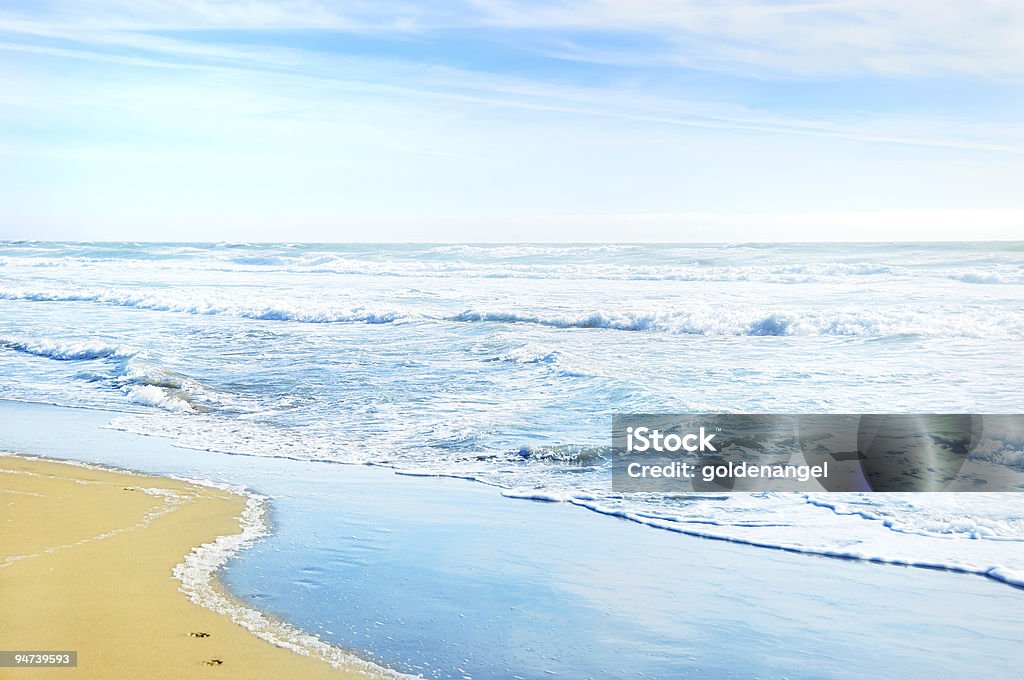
0, 455, 386, 680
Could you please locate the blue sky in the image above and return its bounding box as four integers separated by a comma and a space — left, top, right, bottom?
1, 0, 1022, 241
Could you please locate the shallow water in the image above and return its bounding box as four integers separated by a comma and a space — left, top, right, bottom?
2, 400, 1023, 679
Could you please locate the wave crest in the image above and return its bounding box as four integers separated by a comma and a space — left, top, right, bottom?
0, 335, 135, 361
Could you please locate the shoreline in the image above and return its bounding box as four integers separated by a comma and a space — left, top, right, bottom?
2, 401, 1024, 677
0, 453, 395, 680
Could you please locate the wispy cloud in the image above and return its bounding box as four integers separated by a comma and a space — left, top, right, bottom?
468, 0, 1024, 79
1, 1, 1021, 241
7, 1, 1024, 77
2, 5, 1021, 155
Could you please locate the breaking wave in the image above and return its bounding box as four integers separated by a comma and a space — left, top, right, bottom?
449, 307, 1023, 339
4, 285, 1023, 338
0, 335, 135, 361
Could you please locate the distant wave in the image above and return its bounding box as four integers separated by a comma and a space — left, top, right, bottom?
3, 286, 1022, 338
3, 256, 895, 283
243, 307, 403, 324
0, 288, 411, 325
6, 252, 1022, 285
450, 307, 1024, 339
951, 271, 1024, 285
424, 244, 646, 258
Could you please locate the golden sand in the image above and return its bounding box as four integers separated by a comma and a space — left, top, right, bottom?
0, 455, 386, 680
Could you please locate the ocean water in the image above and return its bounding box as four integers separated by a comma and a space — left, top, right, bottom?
5, 400, 1024, 679
2, 241, 1024, 587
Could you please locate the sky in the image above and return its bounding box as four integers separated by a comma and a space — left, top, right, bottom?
1, 0, 1023, 242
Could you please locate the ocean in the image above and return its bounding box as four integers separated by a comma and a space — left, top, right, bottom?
2, 241, 1024, 588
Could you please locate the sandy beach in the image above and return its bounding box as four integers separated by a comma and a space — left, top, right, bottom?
0, 455, 383, 680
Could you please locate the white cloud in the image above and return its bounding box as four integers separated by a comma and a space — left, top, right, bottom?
5, 1, 1024, 78
1, 13, 1021, 156
468, 0, 1024, 78
1, 1, 1021, 241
